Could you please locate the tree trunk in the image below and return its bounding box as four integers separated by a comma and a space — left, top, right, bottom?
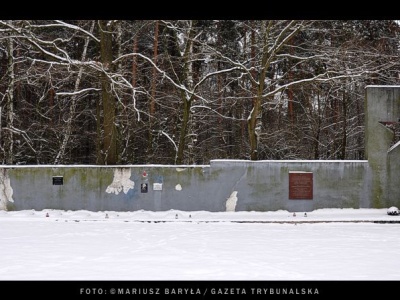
217, 61, 224, 156
175, 21, 195, 164
287, 37, 294, 124
176, 95, 190, 164
132, 35, 138, 88
313, 91, 321, 159
5, 23, 14, 164
248, 89, 262, 161
150, 21, 159, 117
248, 22, 269, 161
248, 71, 265, 160
340, 91, 347, 159
333, 94, 339, 158
99, 20, 117, 165
248, 21, 258, 160
96, 95, 103, 165
55, 21, 94, 164
148, 20, 159, 159
239, 25, 247, 159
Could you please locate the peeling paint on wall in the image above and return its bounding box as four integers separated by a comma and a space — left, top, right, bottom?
0, 169, 14, 211
226, 191, 238, 212
106, 168, 135, 195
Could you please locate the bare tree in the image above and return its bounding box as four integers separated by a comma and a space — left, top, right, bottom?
0, 20, 398, 165
54, 21, 95, 164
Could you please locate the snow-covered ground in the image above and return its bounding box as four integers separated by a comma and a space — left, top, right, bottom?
0, 208, 399, 280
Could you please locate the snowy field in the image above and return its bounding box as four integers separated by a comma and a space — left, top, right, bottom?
1, 208, 400, 280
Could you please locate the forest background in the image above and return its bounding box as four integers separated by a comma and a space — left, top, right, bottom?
0, 20, 398, 165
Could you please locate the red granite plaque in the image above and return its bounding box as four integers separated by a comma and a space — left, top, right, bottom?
289, 172, 313, 200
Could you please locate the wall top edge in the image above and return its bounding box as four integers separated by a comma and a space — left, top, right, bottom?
210, 159, 369, 163
365, 85, 400, 88
0, 164, 211, 169
0, 160, 370, 169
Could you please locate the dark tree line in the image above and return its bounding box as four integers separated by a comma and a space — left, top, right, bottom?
0, 20, 399, 165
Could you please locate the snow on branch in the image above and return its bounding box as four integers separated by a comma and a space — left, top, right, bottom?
190, 105, 246, 121
193, 67, 241, 94
113, 52, 194, 96
56, 88, 101, 96
160, 130, 178, 153
113, 52, 232, 104
2, 126, 36, 154
262, 71, 371, 99
23, 21, 100, 42
200, 39, 261, 86
267, 21, 303, 56
54, 20, 100, 42
275, 53, 326, 61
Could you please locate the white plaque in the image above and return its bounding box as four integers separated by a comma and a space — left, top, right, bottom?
153, 183, 163, 191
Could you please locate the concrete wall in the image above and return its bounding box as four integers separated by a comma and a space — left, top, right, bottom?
210, 160, 369, 212
365, 86, 400, 208
1, 160, 368, 212
0, 85, 399, 212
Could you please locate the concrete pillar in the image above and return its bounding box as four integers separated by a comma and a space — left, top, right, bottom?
365, 86, 400, 207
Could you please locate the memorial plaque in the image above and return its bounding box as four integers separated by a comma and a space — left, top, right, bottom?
153, 183, 163, 191
52, 176, 63, 185
289, 172, 313, 200
141, 183, 148, 193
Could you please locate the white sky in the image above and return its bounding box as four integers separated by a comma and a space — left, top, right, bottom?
0, 208, 399, 280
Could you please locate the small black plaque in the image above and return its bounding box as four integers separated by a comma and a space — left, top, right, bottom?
141, 183, 148, 193
52, 176, 63, 185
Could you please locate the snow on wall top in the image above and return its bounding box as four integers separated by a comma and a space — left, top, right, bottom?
388, 140, 400, 153
210, 159, 368, 164
365, 85, 400, 88
0, 164, 211, 169
0, 160, 370, 169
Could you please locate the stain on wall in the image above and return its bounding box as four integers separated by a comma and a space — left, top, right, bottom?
0, 169, 14, 211
106, 168, 135, 195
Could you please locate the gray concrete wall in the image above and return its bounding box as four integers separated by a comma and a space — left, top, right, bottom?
1, 86, 399, 212
1, 160, 369, 212
365, 86, 400, 208
210, 160, 369, 212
